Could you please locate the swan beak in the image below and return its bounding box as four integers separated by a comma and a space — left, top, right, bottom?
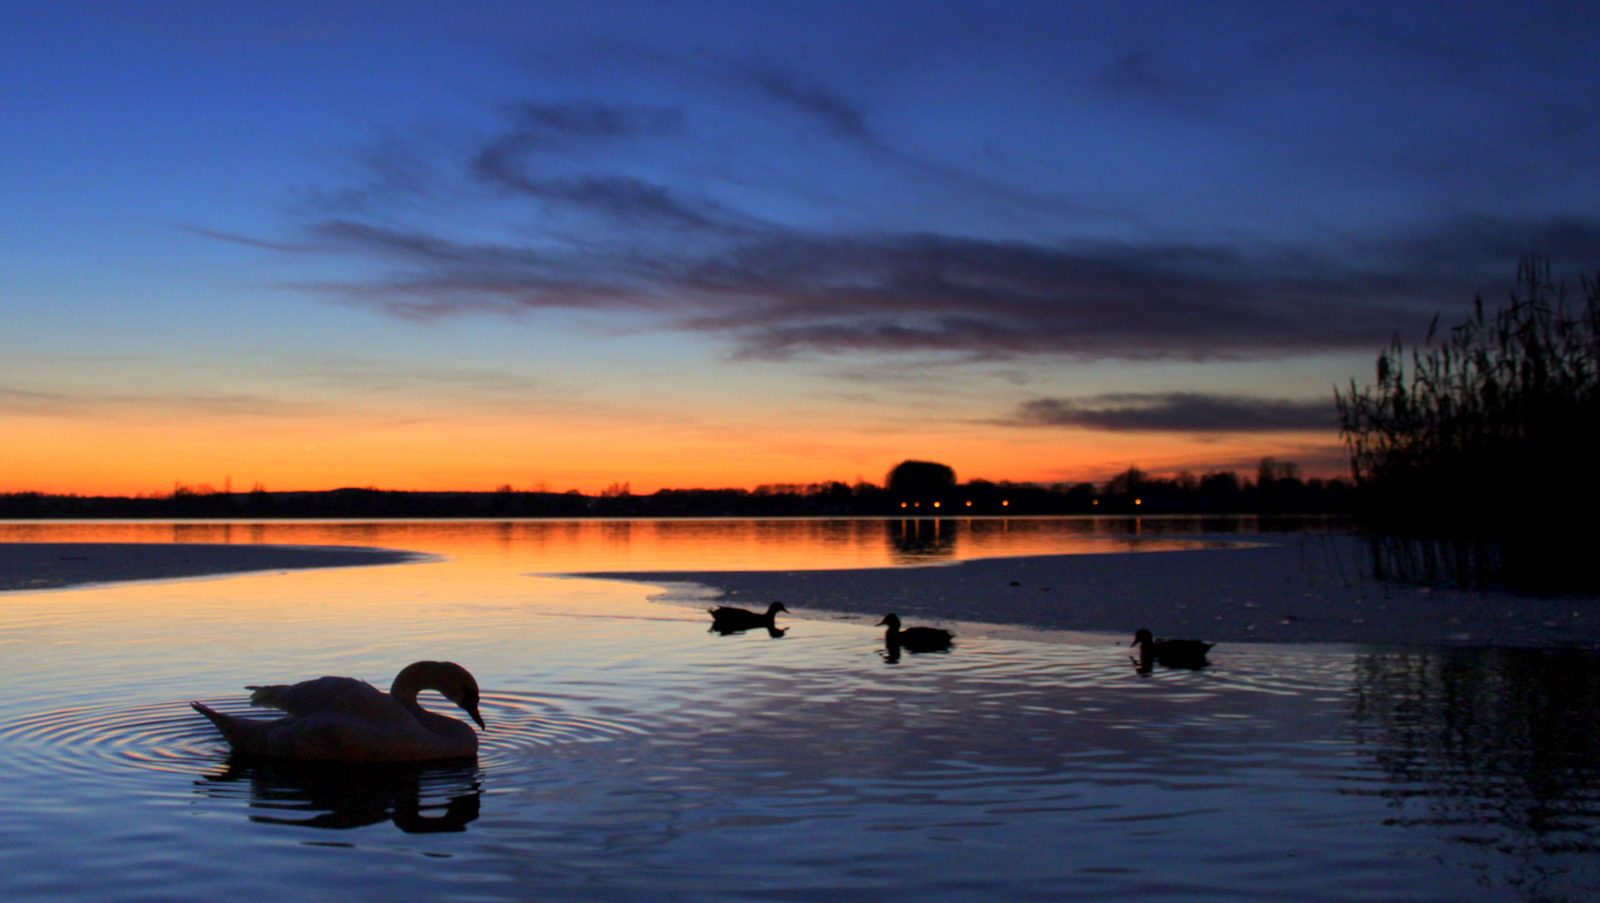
466, 703, 485, 729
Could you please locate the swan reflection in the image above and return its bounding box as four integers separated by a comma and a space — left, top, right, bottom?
196, 754, 483, 834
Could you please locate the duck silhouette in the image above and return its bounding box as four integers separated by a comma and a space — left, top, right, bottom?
191, 661, 484, 762
878, 613, 954, 653
1130, 628, 1214, 671
708, 601, 788, 634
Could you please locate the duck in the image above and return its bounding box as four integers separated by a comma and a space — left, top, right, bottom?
191, 661, 484, 762
877, 613, 954, 652
1130, 628, 1214, 669
709, 601, 788, 633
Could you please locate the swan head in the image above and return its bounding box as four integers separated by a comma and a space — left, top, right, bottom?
396, 661, 485, 729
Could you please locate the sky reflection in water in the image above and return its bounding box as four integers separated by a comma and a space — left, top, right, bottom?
0, 520, 1597, 903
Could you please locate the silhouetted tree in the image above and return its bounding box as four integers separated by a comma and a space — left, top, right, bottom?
1106, 466, 1147, 496
886, 460, 956, 502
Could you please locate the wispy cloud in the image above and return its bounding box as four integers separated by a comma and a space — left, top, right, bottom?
0, 384, 316, 419
742, 68, 876, 146
246, 54, 1600, 363
289, 215, 1480, 360
1010, 392, 1336, 433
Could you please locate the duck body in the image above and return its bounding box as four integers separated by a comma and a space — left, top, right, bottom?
709, 601, 787, 633
1131, 628, 1214, 669
192, 661, 484, 762
878, 613, 954, 652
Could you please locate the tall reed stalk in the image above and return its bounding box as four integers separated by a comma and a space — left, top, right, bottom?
1337, 257, 1600, 537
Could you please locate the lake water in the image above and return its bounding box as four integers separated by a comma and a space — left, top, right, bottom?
1, 518, 1597, 902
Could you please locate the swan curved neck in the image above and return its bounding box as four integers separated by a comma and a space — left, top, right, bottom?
390, 661, 442, 712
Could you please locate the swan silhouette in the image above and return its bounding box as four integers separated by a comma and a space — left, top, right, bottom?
877, 613, 954, 652
709, 601, 787, 633
1130, 628, 1214, 670
191, 661, 484, 762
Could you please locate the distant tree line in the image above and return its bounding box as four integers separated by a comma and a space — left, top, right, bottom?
0, 457, 1349, 519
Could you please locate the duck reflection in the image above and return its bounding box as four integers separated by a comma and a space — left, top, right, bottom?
710, 623, 788, 638
196, 754, 482, 833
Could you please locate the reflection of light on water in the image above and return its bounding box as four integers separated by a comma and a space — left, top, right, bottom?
2, 520, 1598, 902
0, 516, 1270, 573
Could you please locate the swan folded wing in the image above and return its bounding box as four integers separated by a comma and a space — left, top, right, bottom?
247, 676, 394, 720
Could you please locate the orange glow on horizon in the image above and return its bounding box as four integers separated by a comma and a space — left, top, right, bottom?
0, 409, 1344, 496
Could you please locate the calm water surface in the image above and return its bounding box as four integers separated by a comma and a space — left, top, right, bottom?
1, 518, 1597, 902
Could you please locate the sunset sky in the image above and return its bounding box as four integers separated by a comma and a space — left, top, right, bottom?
5, 2, 1600, 495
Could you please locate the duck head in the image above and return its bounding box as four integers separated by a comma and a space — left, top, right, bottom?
1131, 628, 1154, 647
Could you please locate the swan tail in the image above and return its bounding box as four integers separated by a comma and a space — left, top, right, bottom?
191, 701, 269, 754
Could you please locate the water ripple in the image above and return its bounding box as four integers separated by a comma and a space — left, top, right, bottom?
0, 700, 216, 779
0, 692, 638, 779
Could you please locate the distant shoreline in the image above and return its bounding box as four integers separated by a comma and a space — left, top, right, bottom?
0, 542, 420, 592
585, 533, 1600, 649
0, 481, 1350, 520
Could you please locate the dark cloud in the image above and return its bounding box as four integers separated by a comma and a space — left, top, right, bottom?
1388, 216, 1600, 278
1011, 393, 1336, 433
265, 58, 1600, 363
727, 62, 1111, 218
1098, 51, 1211, 110
298, 216, 1476, 360
742, 68, 876, 145
470, 166, 746, 232
464, 101, 757, 233
490, 101, 682, 151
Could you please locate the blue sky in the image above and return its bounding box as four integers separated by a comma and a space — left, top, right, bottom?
5, 1, 1599, 493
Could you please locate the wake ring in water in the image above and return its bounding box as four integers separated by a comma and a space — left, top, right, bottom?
0, 693, 639, 780
0, 699, 223, 780
474, 692, 640, 769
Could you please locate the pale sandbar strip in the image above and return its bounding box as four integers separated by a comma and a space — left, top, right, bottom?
582, 532, 1600, 648
0, 542, 421, 592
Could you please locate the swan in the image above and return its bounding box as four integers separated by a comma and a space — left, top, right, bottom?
709, 601, 788, 633
191, 661, 484, 762
877, 613, 953, 652
1130, 628, 1214, 669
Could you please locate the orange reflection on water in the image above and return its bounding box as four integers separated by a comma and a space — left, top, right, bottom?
0, 517, 1256, 574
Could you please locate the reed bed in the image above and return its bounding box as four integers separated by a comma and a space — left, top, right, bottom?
1337, 258, 1600, 589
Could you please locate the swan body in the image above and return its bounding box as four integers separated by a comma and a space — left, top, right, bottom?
1131, 628, 1214, 669
709, 601, 787, 633
191, 661, 484, 762
878, 613, 953, 652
